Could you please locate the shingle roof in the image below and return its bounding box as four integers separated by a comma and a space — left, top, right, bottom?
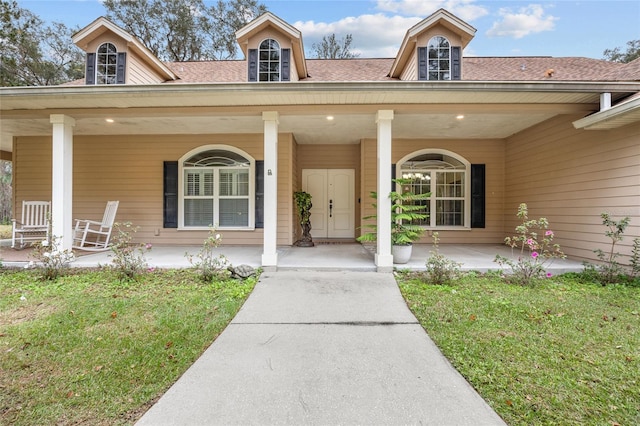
161, 56, 636, 83
463, 56, 629, 81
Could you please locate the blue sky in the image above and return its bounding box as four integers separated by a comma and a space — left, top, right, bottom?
16, 0, 640, 59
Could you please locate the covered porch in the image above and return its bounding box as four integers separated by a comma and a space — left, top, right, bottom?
1, 242, 584, 274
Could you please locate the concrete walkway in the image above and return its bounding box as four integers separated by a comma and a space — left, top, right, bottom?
136, 271, 506, 425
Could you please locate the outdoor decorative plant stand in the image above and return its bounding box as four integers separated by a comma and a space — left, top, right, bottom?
294, 191, 314, 247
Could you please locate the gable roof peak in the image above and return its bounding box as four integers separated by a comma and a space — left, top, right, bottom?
72, 16, 177, 81
389, 8, 476, 79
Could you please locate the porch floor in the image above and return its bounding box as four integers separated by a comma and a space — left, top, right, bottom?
1, 242, 584, 274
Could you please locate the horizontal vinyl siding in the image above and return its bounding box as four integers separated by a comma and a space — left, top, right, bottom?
505, 116, 640, 264
16, 134, 267, 246
359, 138, 505, 244
400, 50, 418, 81
13, 137, 52, 218
128, 52, 166, 84
277, 135, 294, 245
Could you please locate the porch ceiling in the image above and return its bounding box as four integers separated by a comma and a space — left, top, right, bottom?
2, 81, 637, 152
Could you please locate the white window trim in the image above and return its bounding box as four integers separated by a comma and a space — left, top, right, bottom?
397, 148, 471, 228
258, 38, 281, 82
96, 42, 118, 85
427, 35, 451, 81
178, 144, 255, 230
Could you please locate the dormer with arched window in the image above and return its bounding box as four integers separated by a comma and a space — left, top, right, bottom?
236, 12, 307, 82
389, 9, 475, 81
72, 17, 178, 85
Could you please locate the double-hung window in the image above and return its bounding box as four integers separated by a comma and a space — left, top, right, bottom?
399, 152, 469, 227
182, 148, 253, 228
427, 36, 450, 80
259, 39, 281, 81
96, 42, 118, 84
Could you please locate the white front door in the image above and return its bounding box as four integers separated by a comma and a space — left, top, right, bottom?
302, 169, 355, 239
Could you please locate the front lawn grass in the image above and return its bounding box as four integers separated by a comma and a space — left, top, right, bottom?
398, 272, 640, 426
0, 268, 258, 425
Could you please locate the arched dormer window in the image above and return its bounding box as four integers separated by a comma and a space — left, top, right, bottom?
85, 42, 126, 85
418, 37, 461, 81
427, 36, 450, 80
97, 42, 118, 84
247, 39, 291, 82
259, 39, 281, 81
178, 146, 255, 229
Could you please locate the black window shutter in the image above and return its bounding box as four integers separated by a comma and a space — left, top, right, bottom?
391, 164, 396, 191
281, 48, 290, 81
85, 53, 96, 85
163, 161, 178, 228
418, 47, 427, 81
116, 52, 126, 84
451, 46, 461, 80
471, 164, 485, 228
248, 49, 258, 82
255, 161, 264, 228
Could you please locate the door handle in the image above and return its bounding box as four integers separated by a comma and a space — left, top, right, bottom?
329, 199, 333, 218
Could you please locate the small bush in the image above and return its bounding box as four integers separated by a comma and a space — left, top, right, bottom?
109, 222, 151, 281
27, 235, 75, 280
584, 213, 636, 285
494, 203, 565, 286
185, 227, 229, 282
424, 232, 461, 285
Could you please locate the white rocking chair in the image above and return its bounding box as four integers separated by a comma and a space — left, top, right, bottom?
72, 201, 119, 251
11, 201, 51, 249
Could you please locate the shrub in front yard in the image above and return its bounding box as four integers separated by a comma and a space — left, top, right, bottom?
494, 203, 565, 286
423, 232, 461, 285
109, 222, 152, 281
583, 213, 638, 285
185, 227, 230, 282
28, 235, 75, 280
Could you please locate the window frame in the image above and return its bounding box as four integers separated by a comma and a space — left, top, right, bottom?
258, 38, 281, 82
427, 35, 451, 81
178, 145, 255, 230
397, 149, 471, 229
96, 42, 118, 85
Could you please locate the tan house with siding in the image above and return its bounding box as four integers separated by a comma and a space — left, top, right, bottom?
1, 9, 639, 270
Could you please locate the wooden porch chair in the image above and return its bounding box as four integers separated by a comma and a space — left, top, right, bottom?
11, 201, 51, 249
72, 201, 119, 251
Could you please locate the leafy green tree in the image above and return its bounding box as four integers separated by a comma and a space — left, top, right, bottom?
0, 0, 84, 86
103, 0, 267, 61
311, 33, 359, 59
603, 40, 640, 63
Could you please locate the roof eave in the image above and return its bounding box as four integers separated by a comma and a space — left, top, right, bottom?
573, 95, 640, 130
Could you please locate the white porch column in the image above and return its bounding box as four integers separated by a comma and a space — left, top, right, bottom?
50, 114, 75, 250
375, 110, 394, 272
262, 111, 279, 269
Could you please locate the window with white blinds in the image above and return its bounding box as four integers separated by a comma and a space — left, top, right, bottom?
181, 148, 253, 228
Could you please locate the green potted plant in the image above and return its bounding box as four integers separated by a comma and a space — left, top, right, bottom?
357, 178, 430, 263
293, 190, 314, 247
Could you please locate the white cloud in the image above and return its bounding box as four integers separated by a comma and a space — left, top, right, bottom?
486, 4, 558, 39
375, 0, 488, 22
294, 0, 491, 58
295, 14, 422, 58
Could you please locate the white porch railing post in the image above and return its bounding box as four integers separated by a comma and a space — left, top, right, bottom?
49, 114, 75, 250
262, 111, 279, 269
376, 110, 394, 271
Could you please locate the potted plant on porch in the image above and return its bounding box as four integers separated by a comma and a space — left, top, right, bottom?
357, 178, 430, 264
